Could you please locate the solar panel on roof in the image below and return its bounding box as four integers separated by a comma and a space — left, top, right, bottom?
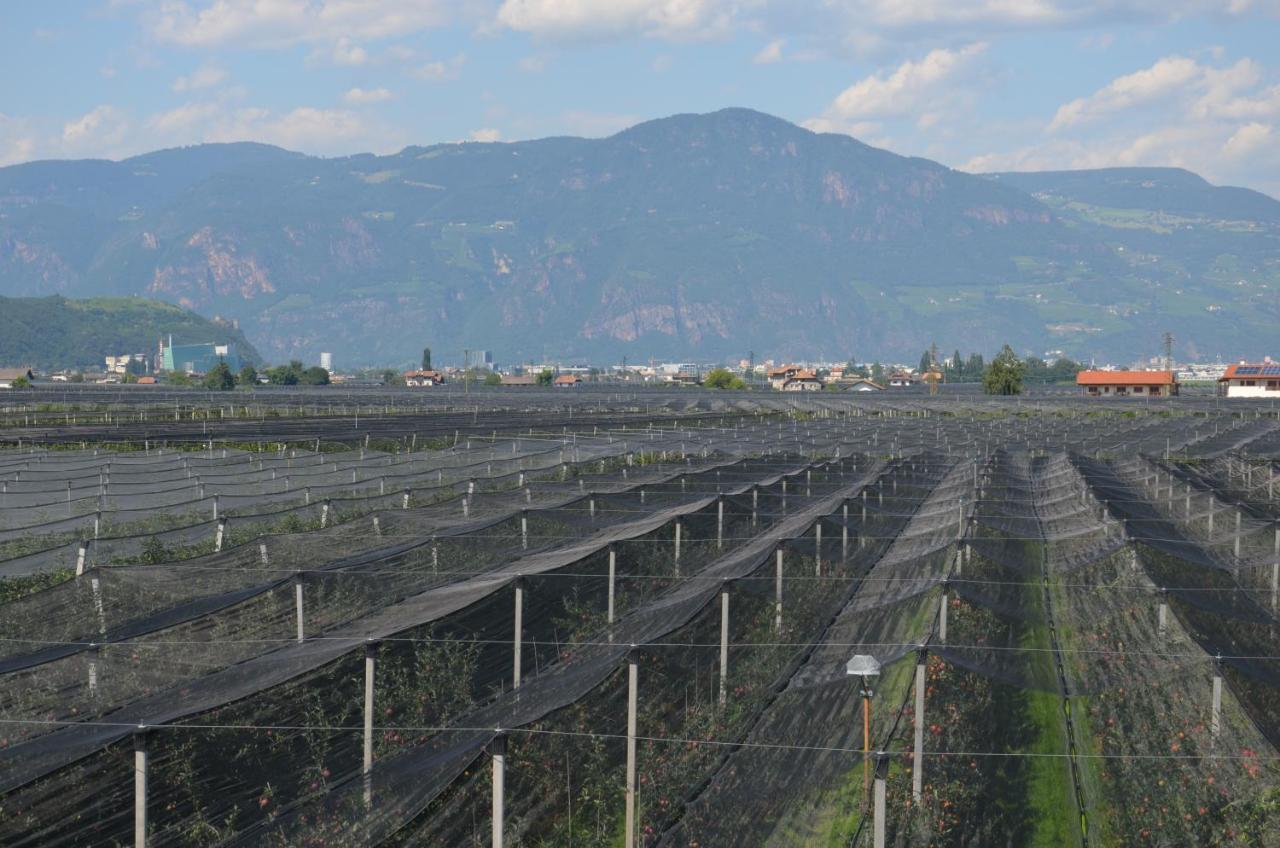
1263, 365, 1280, 375
1237, 366, 1260, 375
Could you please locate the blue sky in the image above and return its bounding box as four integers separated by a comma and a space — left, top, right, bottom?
3, 1, 1280, 196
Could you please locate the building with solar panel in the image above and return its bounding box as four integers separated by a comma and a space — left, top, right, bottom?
1217, 361, 1280, 397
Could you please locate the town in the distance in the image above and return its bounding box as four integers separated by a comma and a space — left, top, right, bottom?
2, 333, 1275, 399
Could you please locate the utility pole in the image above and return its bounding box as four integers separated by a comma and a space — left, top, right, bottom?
1162, 332, 1174, 372
463, 348, 470, 396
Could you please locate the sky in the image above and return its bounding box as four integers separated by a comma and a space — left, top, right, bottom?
3, 1, 1280, 197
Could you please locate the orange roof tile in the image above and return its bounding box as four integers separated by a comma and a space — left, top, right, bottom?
1076, 370, 1175, 386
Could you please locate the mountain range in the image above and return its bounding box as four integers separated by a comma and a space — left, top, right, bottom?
1, 108, 1277, 366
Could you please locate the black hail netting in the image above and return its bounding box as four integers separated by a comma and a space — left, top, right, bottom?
0, 401, 1278, 846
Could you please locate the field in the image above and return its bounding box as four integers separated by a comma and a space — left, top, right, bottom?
0, 385, 1278, 846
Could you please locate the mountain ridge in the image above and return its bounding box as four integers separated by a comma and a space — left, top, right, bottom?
1, 109, 1276, 366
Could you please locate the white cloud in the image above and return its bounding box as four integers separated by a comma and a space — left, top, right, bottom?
151, 1, 454, 49
469, 128, 502, 142
495, 0, 735, 42
61, 105, 130, 153
0, 114, 38, 166
1223, 121, 1272, 159
804, 42, 986, 134
1048, 56, 1200, 131
144, 101, 400, 154
753, 38, 784, 64
172, 63, 227, 92
329, 36, 368, 66
410, 53, 466, 81
343, 87, 394, 105
957, 53, 1280, 198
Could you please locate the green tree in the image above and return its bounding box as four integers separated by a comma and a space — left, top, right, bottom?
966, 352, 985, 380
299, 366, 330, 385
919, 350, 934, 374
703, 367, 746, 390
11, 375, 30, 389
381, 369, 404, 386
953, 349, 964, 379
483, 372, 502, 386
421, 347, 432, 370
203, 360, 235, 390
167, 371, 194, 386
237, 364, 258, 386
983, 345, 1025, 395
870, 362, 885, 384
536, 368, 555, 386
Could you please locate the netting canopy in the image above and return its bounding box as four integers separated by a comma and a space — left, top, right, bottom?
0, 393, 1278, 847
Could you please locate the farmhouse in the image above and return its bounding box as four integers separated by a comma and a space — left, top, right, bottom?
767, 365, 802, 390
0, 368, 33, 388
781, 370, 823, 391
1077, 370, 1178, 397
403, 369, 445, 387
553, 375, 583, 388
1217, 362, 1280, 397
887, 371, 915, 388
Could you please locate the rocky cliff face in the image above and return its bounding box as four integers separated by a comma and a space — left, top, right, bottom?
1, 111, 1276, 366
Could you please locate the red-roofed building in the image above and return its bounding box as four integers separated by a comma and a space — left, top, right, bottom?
1077, 370, 1178, 397
1217, 362, 1280, 397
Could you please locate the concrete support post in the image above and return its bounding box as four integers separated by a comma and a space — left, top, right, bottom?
1234, 511, 1241, 559
939, 588, 949, 644
521, 511, 528, 550
1272, 526, 1279, 609
716, 497, 724, 549
76, 541, 88, 576
913, 654, 926, 801
363, 641, 377, 806
719, 587, 730, 708
513, 580, 524, 690
1158, 591, 1168, 638
814, 522, 823, 575
625, 656, 638, 848
259, 542, 269, 565
1208, 501, 1215, 540
1211, 660, 1223, 736
134, 729, 148, 848
873, 757, 887, 848
775, 548, 784, 632
214, 518, 226, 552
491, 735, 506, 848
607, 546, 617, 631
372, 517, 381, 538
294, 574, 305, 642
402, 490, 410, 510
321, 500, 330, 528
674, 519, 682, 571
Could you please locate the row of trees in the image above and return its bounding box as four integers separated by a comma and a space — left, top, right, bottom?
200, 360, 330, 390
980, 345, 1083, 395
